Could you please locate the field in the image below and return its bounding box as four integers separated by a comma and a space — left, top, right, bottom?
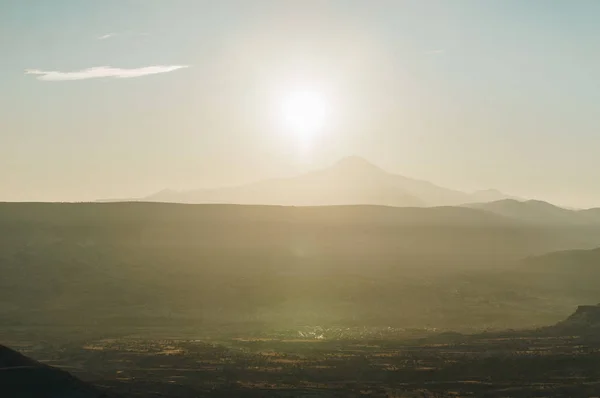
6, 323, 600, 397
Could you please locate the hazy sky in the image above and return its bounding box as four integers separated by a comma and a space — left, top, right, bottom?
1, 0, 599, 207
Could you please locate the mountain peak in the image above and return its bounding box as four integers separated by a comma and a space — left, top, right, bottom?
104, 155, 516, 208
330, 156, 386, 174
525, 199, 557, 207
473, 189, 503, 195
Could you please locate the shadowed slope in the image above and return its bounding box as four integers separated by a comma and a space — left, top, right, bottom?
0, 345, 108, 398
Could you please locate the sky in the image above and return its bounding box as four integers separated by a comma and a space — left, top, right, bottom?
1, 0, 600, 207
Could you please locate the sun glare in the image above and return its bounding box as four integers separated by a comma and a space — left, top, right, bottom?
279, 89, 330, 141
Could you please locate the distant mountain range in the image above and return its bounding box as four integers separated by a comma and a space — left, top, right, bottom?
100, 156, 520, 207
463, 199, 600, 225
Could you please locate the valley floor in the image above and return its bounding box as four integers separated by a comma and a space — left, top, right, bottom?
12, 327, 600, 397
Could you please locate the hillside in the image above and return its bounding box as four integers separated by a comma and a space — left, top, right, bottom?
553, 304, 600, 332
525, 246, 600, 271
105, 156, 516, 207
483, 247, 600, 317
464, 199, 600, 225
2, 202, 600, 332
0, 345, 107, 397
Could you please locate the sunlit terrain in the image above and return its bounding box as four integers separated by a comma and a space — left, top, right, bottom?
3, 0, 600, 397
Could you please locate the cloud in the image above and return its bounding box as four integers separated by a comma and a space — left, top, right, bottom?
97, 33, 116, 40
97, 32, 149, 40
25, 65, 189, 81
424, 49, 445, 55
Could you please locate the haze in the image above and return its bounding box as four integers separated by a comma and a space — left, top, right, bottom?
1, 0, 600, 207
6, 3, 600, 396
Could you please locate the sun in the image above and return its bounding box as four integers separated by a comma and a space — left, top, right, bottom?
279, 89, 330, 140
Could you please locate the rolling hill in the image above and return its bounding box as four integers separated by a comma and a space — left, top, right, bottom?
3, 202, 600, 332
525, 246, 600, 271
504, 247, 600, 312
464, 199, 600, 225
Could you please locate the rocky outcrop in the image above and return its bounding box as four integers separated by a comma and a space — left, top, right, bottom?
550, 304, 600, 334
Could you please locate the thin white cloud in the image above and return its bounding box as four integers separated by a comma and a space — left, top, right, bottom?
97, 33, 116, 40
97, 32, 149, 40
424, 49, 446, 55
25, 65, 189, 81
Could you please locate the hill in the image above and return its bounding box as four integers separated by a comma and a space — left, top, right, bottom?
105, 156, 516, 207
553, 304, 600, 331
464, 199, 600, 225
525, 246, 600, 271
2, 202, 600, 332
492, 247, 600, 315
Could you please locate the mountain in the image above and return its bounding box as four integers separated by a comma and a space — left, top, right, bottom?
110, 156, 516, 207
469, 189, 519, 203
464, 199, 600, 225
0, 345, 108, 397
464, 199, 578, 224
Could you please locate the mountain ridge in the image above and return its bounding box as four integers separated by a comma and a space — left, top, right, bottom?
100, 156, 518, 207
464, 199, 600, 225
